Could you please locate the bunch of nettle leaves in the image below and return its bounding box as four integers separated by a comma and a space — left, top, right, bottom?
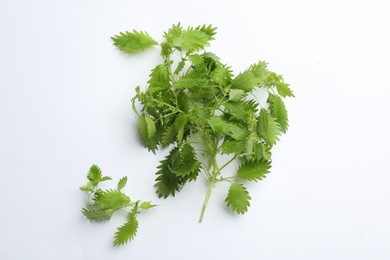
80, 23, 294, 246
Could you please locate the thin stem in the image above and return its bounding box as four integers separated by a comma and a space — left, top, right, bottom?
199, 171, 216, 223
219, 155, 237, 173
199, 150, 218, 223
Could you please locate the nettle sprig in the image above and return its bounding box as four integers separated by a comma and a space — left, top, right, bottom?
112, 23, 294, 222
80, 165, 156, 246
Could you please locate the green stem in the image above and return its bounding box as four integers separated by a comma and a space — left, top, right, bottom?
199, 173, 216, 223
199, 150, 218, 223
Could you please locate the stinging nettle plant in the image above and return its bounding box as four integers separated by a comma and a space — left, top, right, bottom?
80, 165, 156, 246
112, 23, 294, 222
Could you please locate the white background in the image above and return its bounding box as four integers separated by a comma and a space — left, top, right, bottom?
1, 0, 390, 259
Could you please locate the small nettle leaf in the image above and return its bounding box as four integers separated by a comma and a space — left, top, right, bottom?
163, 23, 184, 45
196, 24, 217, 37
171, 143, 201, 177
174, 114, 188, 145
82, 207, 113, 221
148, 64, 171, 89
174, 71, 206, 89
179, 26, 214, 51
229, 89, 245, 101
113, 216, 139, 246
139, 201, 157, 210
268, 93, 289, 132
237, 160, 271, 181
231, 61, 269, 92
207, 116, 247, 141
276, 82, 295, 98
223, 101, 251, 120
210, 64, 232, 86
161, 123, 177, 147
112, 30, 157, 54
138, 113, 158, 152
100, 176, 113, 182
253, 142, 271, 161
80, 182, 94, 192
87, 164, 102, 183
154, 147, 183, 198
257, 108, 281, 146
220, 140, 244, 154
225, 183, 251, 214
174, 58, 186, 75
117, 176, 128, 190
94, 189, 131, 210
188, 53, 204, 66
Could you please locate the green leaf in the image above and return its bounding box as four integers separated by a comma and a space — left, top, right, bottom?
210, 64, 232, 86
220, 140, 244, 154
253, 142, 271, 161
94, 189, 130, 209
117, 176, 128, 190
179, 26, 214, 51
237, 160, 271, 181
174, 71, 206, 89
81, 207, 113, 221
171, 143, 200, 177
231, 61, 268, 92
138, 113, 158, 152
161, 123, 177, 147
229, 89, 245, 101
174, 58, 186, 75
155, 147, 183, 198
196, 24, 217, 37
268, 93, 289, 132
87, 164, 102, 183
99, 176, 112, 182
80, 182, 94, 192
148, 64, 171, 89
225, 183, 251, 214
188, 54, 203, 66
139, 201, 157, 210
112, 30, 157, 54
163, 23, 183, 45
257, 108, 281, 146
276, 82, 295, 98
174, 114, 188, 144
207, 116, 247, 141
113, 216, 139, 246
223, 101, 251, 120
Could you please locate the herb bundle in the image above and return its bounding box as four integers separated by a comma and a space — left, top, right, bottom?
112, 23, 294, 222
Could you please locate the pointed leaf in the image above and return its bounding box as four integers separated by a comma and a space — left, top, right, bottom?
171, 143, 200, 177
81, 207, 113, 221
220, 140, 244, 154
155, 147, 183, 198
112, 30, 157, 54
117, 176, 128, 190
139, 201, 157, 210
225, 183, 251, 214
276, 82, 294, 98
268, 93, 289, 132
94, 189, 130, 209
257, 109, 281, 146
113, 217, 139, 246
237, 160, 271, 181
87, 164, 102, 183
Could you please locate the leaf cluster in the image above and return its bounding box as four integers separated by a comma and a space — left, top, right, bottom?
80, 165, 156, 246
113, 23, 294, 220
